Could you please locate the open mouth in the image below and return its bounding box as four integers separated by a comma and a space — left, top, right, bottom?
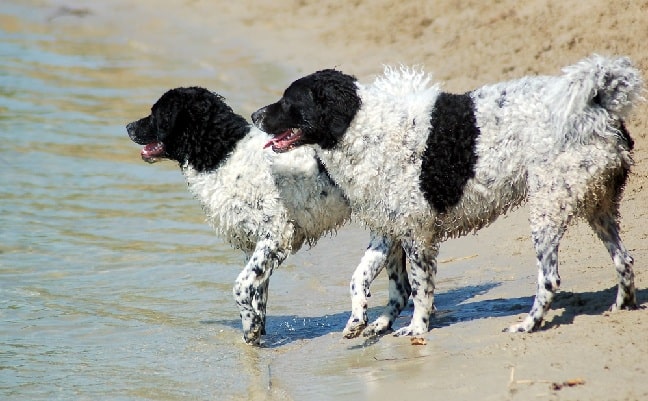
140, 141, 165, 163
263, 128, 303, 153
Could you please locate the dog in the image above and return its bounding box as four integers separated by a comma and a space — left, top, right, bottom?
252, 55, 642, 337
126, 87, 408, 344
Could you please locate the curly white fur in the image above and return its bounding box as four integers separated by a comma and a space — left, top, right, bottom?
181, 129, 351, 344
183, 131, 349, 252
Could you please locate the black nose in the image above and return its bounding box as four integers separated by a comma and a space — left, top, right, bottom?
251, 109, 264, 125
126, 121, 137, 139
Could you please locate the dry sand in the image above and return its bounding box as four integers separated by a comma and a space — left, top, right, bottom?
96, 0, 648, 399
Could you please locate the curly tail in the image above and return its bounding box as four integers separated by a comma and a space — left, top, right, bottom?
549, 54, 643, 144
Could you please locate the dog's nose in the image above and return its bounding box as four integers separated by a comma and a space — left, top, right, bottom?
251, 109, 264, 126
126, 121, 137, 138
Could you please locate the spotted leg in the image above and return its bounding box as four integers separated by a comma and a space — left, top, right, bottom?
506, 196, 573, 333
393, 238, 438, 337
587, 198, 637, 311
257, 279, 270, 336
362, 239, 410, 337
233, 238, 287, 345
343, 233, 398, 337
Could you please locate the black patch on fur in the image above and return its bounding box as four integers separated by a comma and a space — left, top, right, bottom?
128, 87, 250, 172
420, 92, 480, 213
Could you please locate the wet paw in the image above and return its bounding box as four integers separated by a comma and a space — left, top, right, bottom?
243, 331, 261, 345
362, 322, 390, 338
392, 324, 426, 337
342, 321, 367, 339
242, 316, 264, 345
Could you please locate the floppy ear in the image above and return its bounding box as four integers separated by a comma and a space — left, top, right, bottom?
325, 84, 360, 139
312, 70, 361, 148
155, 105, 190, 140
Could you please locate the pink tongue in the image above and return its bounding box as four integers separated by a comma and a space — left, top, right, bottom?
263, 130, 292, 149
141, 141, 164, 158
263, 138, 278, 149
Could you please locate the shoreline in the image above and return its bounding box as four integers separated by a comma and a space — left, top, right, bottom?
46, 0, 648, 399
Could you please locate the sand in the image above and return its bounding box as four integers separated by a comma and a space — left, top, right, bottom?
78, 0, 648, 399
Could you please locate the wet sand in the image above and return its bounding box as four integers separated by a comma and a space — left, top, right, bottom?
50, 0, 648, 399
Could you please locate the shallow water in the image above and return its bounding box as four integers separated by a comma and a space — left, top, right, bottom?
0, 2, 530, 400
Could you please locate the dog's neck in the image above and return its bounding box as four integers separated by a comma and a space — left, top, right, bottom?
313, 83, 440, 235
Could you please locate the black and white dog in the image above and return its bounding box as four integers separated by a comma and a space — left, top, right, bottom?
253, 55, 642, 336
126, 87, 408, 344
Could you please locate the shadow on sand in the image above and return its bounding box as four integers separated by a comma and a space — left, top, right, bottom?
205, 283, 647, 347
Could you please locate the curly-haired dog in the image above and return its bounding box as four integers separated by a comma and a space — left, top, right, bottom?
126, 87, 408, 344
253, 55, 642, 336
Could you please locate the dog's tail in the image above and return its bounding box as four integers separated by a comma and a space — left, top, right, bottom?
550, 54, 643, 144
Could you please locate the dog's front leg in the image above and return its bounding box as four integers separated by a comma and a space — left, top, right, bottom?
343, 232, 390, 338
362, 241, 410, 337
233, 238, 287, 345
393, 238, 438, 337
343, 233, 409, 338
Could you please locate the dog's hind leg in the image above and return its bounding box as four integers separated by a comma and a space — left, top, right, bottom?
361, 241, 411, 338
233, 238, 288, 345
506, 192, 574, 333
589, 210, 637, 310
586, 173, 637, 311
393, 238, 438, 337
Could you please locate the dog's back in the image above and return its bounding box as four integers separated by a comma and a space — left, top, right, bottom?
456, 56, 640, 234
350, 57, 642, 239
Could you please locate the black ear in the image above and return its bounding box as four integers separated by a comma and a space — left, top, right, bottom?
324, 82, 360, 139
154, 102, 190, 140
311, 69, 361, 149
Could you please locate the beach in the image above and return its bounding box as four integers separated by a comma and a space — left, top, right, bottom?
3, 0, 647, 400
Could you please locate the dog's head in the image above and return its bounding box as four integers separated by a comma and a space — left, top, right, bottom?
252, 69, 361, 152
126, 87, 248, 170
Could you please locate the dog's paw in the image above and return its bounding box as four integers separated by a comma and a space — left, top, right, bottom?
502, 324, 529, 333
362, 322, 391, 338
392, 323, 427, 337
609, 298, 639, 312
343, 321, 367, 339
243, 332, 261, 346
503, 316, 537, 333
242, 316, 264, 345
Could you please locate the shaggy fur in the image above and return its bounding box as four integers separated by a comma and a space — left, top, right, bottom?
126, 87, 406, 344
253, 55, 642, 336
